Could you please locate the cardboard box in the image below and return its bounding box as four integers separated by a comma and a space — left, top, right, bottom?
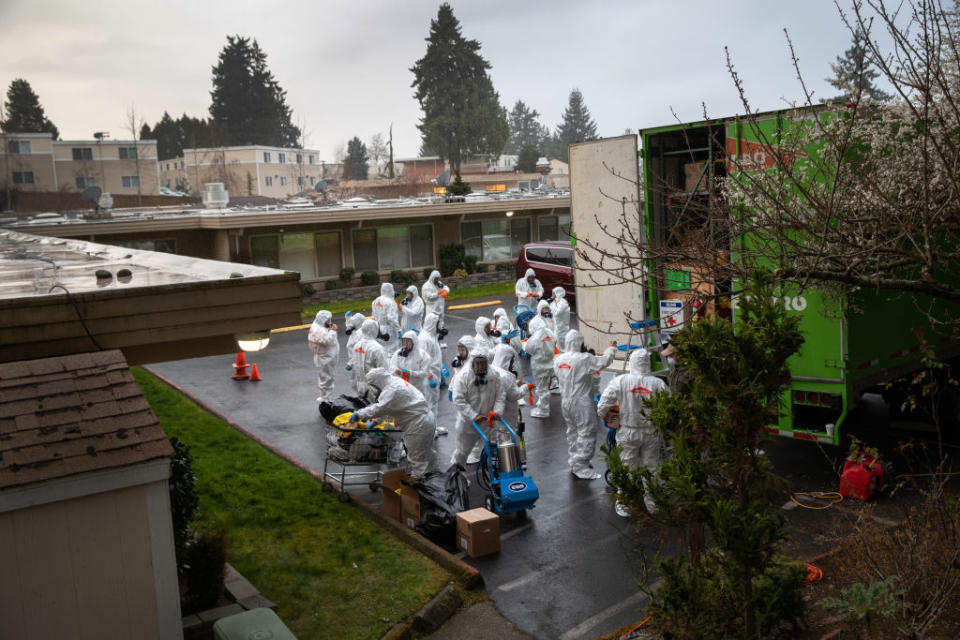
684, 161, 707, 192
456, 508, 500, 558
401, 485, 423, 530
380, 470, 408, 522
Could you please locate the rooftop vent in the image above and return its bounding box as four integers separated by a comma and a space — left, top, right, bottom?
202, 183, 230, 209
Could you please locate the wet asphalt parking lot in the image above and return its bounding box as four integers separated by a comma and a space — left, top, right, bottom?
148, 295, 860, 639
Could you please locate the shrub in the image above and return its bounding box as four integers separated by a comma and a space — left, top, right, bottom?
339, 267, 355, 282
300, 282, 315, 298
474, 262, 488, 273
324, 279, 340, 291
495, 262, 514, 272
422, 266, 434, 279
448, 172, 471, 196
390, 269, 415, 286
463, 255, 479, 274
452, 268, 469, 278
438, 244, 465, 276
168, 438, 198, 575
360, 270, 379, 287
183, 531, 227, 613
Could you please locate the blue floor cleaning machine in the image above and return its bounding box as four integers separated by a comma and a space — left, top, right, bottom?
473, 415, 539, 517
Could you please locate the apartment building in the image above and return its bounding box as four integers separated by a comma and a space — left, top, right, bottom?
158, 145, 328, 199
1, 132, 160, 195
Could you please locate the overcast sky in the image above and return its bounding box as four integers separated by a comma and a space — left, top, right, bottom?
0, 1, 866, 159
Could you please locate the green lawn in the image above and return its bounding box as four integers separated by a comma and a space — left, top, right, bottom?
302, 280, 515, 320
133, 368, 450, 640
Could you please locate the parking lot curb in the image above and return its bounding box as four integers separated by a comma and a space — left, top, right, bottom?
145, 366, 485, 594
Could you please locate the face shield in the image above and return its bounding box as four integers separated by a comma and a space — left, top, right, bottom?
472, 356, 489, 385
400, 337, 414, 357
541, 309, 553, 319
526, 275, 535, 285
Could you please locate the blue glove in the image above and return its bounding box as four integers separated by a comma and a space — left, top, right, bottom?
441, 364, 450, 378
345, 364, 352, 371
428, 377, 438, 388
504, 328, 520, 340
349, 412, 360, 423
447, 390, 453, 402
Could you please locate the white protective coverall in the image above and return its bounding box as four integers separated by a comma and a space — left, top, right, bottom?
450, 347, 506, 467
522, 301, 558, 418
417, 313, 444, 420
357, 368, 437, 478
493, 307, 521, 356
372, 282, 401, 346
491, 343, 525, 429
354, 319, 389, 399
400, 285, 425, 333
308, 310, 340, 404
422, 270, 450, 329
473, 316, 500, 353
389, 330, 434, 398
597, 348, 670, 511
515, 268, 544, 309
550, 287, 571, 350
344, 313, 367, 395
554, 330, 617, 479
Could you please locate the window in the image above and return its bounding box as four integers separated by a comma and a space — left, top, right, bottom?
315, 231, 342, 277
165, 163, 170, 171
112, 238, 176, 253
72, 147, 93, 161
309, 154, 316, 165
296, 154, 302, 164
263, 152, 271, 163
121, 176, 140, 188
525, 245, 573, 267
249, 231, 342, 278
539, 214, 571, 241
265, 176, 273, 187
75, 176, 96, 189
310, 176, 316, 185
8, 140, 31, 154
351, 224, 433, 271
280, 176, 287, 186
181, 161, 185, 169
12, 171, 34, 184
250, 235, 279, 269
118, 147, 137, 160
278, 153, 286, 164
297, 176, 304, 186
461, 218, 530, 261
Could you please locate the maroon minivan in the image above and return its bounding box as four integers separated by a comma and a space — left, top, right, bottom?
515, 241, 575, 304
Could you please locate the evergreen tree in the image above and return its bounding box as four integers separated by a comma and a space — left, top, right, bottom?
517, 145, 539, 173
343, 136, 369, 180
825, 29, 892, 103
1, 79, 59, 139
505, 100, 550, 155
411, 3, 509, 173
139, 123, 152, 141
209, 35, 300, 148
555, 89, 598, 162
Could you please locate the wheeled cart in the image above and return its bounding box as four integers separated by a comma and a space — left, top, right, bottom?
322, 421, 404, 502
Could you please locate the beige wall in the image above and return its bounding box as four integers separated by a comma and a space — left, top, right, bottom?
1, 133, 57, 192
54, 140, 160, 196
0, 482, 176, 640
159, 146, 327, 199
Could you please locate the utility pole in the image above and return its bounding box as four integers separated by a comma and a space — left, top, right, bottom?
94, 131, 109, 192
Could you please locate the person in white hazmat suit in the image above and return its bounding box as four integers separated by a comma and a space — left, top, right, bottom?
418, 313, 445, 433
554, 330, 618, 479
450, 347, 506, 467
515, 268, 544, 309
522, 301, 558, 418
352, 368, 437, 478
493, 307, 522, 356
550, 287, 571, 350
354, 318, 389, 400
421, 270, 450, 337
400, 285, 425, 333
307, 310, 340, 404
344, 313, 367, 395
462, 343, 531, 464
597, 348, 670, 516
371, 282, 401, 346
389, 330, 433, 390
473, 316, 501, 353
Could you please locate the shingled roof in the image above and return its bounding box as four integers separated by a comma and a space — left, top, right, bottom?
0, 350, 173, 490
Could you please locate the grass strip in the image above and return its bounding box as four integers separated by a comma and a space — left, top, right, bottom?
302, 281, 514, 320
133, 367, 449, 640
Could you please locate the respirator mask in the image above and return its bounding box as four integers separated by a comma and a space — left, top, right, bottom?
473, 358, 488, 386
541, 310, 553, 319
399, 338, 414, 358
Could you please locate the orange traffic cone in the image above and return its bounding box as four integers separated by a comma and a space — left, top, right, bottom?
248, 363, 262, 381
232, 352, 249, 380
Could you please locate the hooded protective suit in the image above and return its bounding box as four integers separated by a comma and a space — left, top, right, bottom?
355, 319, 389, 399
308, 310, 340, 403
554, 330, 616, 478
550, 287, 571, 350
450, 347, 506, 466
597, 349, 669, 510
473, 316, 500, 353
515, 268, 544, 309
356, 368, 437, 478
493, 306, 522, 356
400, 285, 425, 333
450, 335, 477, 375
372, 282, 400, 346
422, 270, 450, 328
344, 313, 367, 394
522, 301, 558, 418
491, 343, 525, 428
390, 330, 433, 396
417, 313, 443, 418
